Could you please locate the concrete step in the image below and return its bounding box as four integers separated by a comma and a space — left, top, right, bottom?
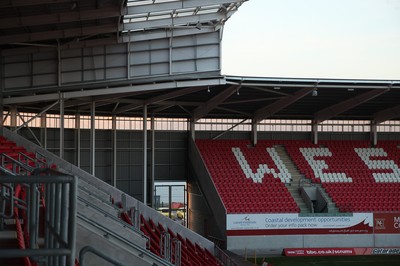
274, 145, 311, 213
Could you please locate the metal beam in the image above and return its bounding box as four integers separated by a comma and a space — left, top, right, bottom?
193, 85, 238, 121
143, 105, 148, 205
373, 105, 400, 124
126, 0, 244, 15
90, 101, 96, 176
75, 113, 81, 168
0, 0, 70, 8
314, 89, 389, 123
221, 97, 283, 105
0, 7, 121, 29
0, 24, 117, 45
123, 11, 235, 31
253, 87, 313, 123
15, 100, 59, 131
121, 27, 215, 43
112, 115, 117, 187
3, 78, 226, 105
152, 105, 175, 114
214, 106, 251, 117
114, 86, 205, 114
59, 94, 65, 159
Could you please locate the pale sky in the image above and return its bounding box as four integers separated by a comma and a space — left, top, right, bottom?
222, 0, 400, 80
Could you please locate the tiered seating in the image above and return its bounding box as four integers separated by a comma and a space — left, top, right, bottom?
285, 140, 400, 213
196, 140, 299, 214
139, 215, 220, 266
0, 136, 47, 265
0, 136, 44, 173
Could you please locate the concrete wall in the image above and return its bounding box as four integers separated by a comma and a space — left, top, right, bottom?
18, 127, 188, 201
187, 137, 227, 246
227, 233, 400, 256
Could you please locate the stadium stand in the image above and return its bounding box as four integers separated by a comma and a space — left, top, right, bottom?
196, 139, 300, 214
197, 139, 400, 214
0, 133, 223, 265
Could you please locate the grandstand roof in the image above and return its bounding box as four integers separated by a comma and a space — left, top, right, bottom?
0, 0, 245, 49
4, 75, 400, 123
1, 0, 400, 123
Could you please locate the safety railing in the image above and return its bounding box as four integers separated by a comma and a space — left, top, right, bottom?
18, 151, 48, 169
0, 153, 34, 175
79, 245, 125, 266
214, 246, 239, 266
0, 173, 77, 266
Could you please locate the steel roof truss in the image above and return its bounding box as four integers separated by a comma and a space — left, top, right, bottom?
123, 10, 235, 31
0, 7, 121, 29
193, 85, 239, 121
127, 0, 244, 16
253, 87, 313, 123
373, 105, 400, 124
314, 89, 389, 123
0, 24, 117, 45
114, 86, 206, 114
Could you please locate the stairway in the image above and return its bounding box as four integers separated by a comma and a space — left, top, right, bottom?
2, 130, 222, 265
315, 185, 340, 213
273, 145, 311, 213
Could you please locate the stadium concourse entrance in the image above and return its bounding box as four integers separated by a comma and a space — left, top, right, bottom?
154, 182, 187, 227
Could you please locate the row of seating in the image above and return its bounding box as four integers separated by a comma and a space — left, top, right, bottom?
285, 140, 400, 213
0, 136, 42, 266
197, 139, 299, 214
138, 215, 220, 266
198, 139, 400, 214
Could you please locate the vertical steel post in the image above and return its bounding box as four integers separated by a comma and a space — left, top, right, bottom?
150, 115, 155, 207
60, 93, 65, 159
29, 183, 38, 249
190, 118, 195, 141
371, 121, 377, 147
251, 119, 257, 146
112, 115, 117, 187
143, 105, 148, 204
173, 238, 181, 266
59, 183, 68, 266
10, 106, 17, 130
312, 121, 318, 145
41, 113, 47, 149
75, 113, 81, 168
67, 176, 77, 266
53, 183, 62, 266
90, 101, 96, 175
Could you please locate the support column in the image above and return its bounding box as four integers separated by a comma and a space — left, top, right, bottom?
251, 119, 258, 146
75, 113, 81, 168
312, 121, 318, 145
10, 106, 17, 130
59, 93, 65, 159
40, 113, 47, 149
112, 115, 117, 187
0, 55, 3, 134
150, 115, 155, 207
90, 101, 96, 176
190, 118, 195, 141
143, 105, 148, 205
371, 121, 377, 147
0, 97, 3, 134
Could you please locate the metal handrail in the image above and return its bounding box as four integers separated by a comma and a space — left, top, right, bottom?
0, 174, 77, 266
0, 183, 14, 219
79, 245, 126, 266
18, 152, 47, 169
77, 195, 142, 235
214, 246, 239, 266
76, 213, 172, 265
1, 153, 34, 174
